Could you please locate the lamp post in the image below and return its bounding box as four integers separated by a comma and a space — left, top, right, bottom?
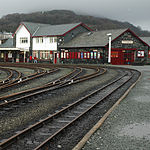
107, 33, 112, 64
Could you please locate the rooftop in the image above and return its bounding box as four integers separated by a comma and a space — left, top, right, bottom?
60, 28, 127, 48
140, 37, 150, 46
0, 38, 14, 48
20, 22, 89, 37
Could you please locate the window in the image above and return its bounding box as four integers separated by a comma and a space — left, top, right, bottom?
61, 52, 64, 59
90, 52, 93, 59
64, 52, 66, 58
36, 37, 43, 43
50, 37, 57, 43
81, 53, 84, 59
84, 53, 87, 59
54, 37, 57, 43
49, 37, 53, 43
87, 53, 90, 59
1, 52, 4, 58
78, 52, 81, 59
40, 51, 50, 59
39, 38, 43, 43
33, 50, 38, 58
20, 37, 28, 43
148, 50, 150, 58
36, 38, 39, 43
71, 33, 74, 38
111, 52, 119, 58
94, 52, 97, 59
97, 52, 101, 59
137, 50, 144, 57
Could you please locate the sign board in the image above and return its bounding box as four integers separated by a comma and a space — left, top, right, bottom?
122, 40, 133, 44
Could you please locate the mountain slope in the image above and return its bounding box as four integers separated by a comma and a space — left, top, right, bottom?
0, 10, 150, 36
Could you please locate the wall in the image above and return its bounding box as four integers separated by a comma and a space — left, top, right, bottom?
16, 25, 30, 51
63, 25, 90, 44
111, 31, 149, 62
32, 37, 57, 51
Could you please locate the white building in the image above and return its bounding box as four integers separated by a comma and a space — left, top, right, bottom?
13, 22, 91, 63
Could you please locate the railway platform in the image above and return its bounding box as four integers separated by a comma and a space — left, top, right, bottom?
80, 65, 150, 150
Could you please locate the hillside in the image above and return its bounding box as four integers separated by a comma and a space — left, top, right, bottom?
0, 10, 150, 36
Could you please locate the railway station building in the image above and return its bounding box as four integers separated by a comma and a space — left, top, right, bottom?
13, 22, 91, 63
0, 22, 91, 63
0, 22, 150, 65
0, 38, 22, 62
59, 28, 150, 65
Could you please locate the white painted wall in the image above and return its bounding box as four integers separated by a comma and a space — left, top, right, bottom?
16, 25, 30, 51
32, 37, 57, 51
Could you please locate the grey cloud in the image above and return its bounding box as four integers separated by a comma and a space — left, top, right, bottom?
1, 0, 150, 31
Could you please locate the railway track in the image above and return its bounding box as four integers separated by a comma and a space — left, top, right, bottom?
0, 67, 13, 84
0, 66, 80, 104
0, 66, 56, 91
0, 66, 103, 107
0, 67, 22, 87
0, 67, 140, 150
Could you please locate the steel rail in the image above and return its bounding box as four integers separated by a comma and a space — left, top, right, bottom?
0, 66, 49, 89
0, 68, 22, 88
0, 67, 81, 107
0, 66, 102, 108
0, 69, 137, 150
0, 67, 52, 90
0, 66, 78, 99
0, 67, 13, 84
35, 70, 137, 150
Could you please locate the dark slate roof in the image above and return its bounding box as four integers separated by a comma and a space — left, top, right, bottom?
22, 22, 48, 35
60, 29, 127, 48
21, 22, 83, 36
140, 37, 150, 46
34, 23, 83, 36
0, 38, 14, 48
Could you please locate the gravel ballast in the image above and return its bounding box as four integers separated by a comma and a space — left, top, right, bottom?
0, 68, 117, 141
82, 66, 150, 150
0, 70, 8, 81
0, 68, 71, 97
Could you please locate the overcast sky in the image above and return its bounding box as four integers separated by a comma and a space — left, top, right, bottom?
1, 0, 150, 31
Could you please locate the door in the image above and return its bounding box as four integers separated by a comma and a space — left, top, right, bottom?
54, 53, 57, 64
123, 51, 134, 65
111, 50, 123, 65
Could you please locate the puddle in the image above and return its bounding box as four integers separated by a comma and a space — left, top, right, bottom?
118, 123, 150, 139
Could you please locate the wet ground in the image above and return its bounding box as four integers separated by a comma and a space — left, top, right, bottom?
83, 65, 150, 150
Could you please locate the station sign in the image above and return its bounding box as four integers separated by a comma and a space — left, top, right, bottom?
122, 40, 133, 44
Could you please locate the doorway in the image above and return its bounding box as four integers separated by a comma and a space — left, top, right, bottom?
123, 51, 134, 65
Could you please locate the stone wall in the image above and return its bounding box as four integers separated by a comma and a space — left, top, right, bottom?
111, 31, 149, 63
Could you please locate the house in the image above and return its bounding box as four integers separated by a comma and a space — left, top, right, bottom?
1, 22, 150, 65
59, 28, 150, 65
12, 22, 92, 63
0, 38, 21, 62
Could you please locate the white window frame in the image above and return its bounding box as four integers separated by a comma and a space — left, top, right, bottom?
49, 37, 53, 43
20, 37, 28, 44
49, 37, 57, 43
36, 37, 43, 43
54, 37, 57, 43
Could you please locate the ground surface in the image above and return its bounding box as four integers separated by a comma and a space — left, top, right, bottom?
82, 65, 150, 150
